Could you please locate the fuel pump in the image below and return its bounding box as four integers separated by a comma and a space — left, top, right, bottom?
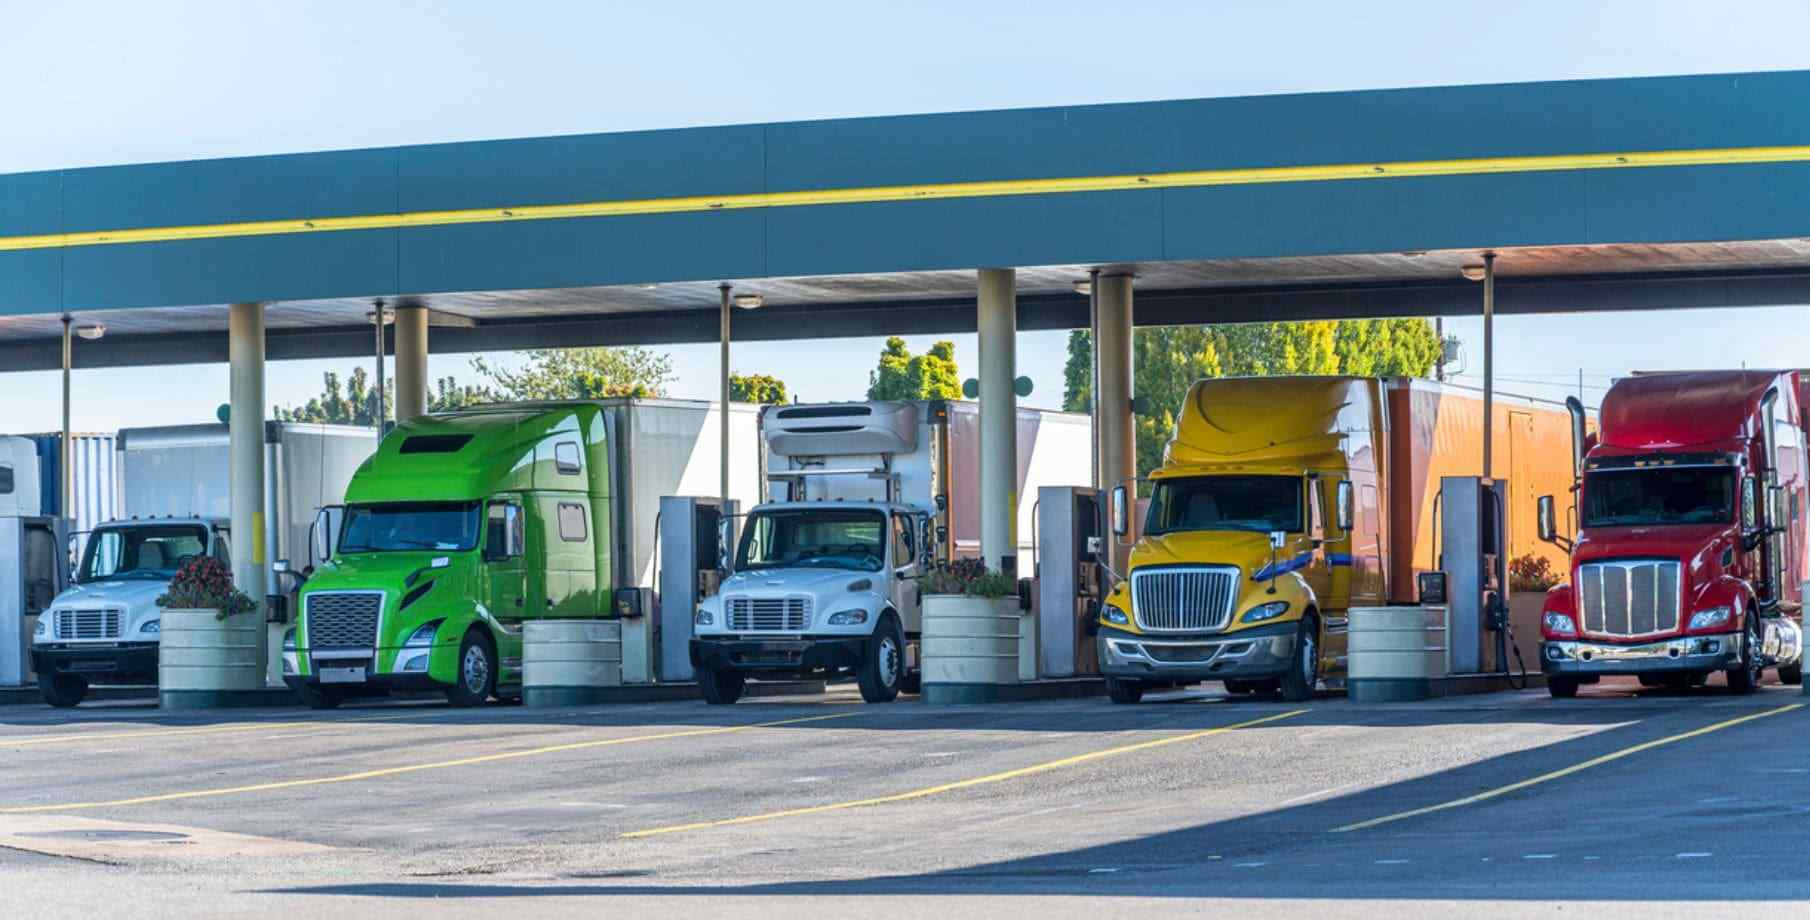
1034, 486, 1103, 678
1438, 476, 1524, 683
655, 495, 736, 683
1, 515, 66, 687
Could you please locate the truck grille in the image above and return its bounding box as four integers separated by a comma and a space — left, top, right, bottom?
1579, 560, 1681, 638
304, 592, 384, 650
57, 609, 121, 640
1131, 567, 1238, 632
727, 596, 812, 632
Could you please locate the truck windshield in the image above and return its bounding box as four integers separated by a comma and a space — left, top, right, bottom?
1582, 467, 1735, 527
1144, 475, 1304, 536
339, 502, 481, 553
737, 509, 885, 572
77, 525, 208, 583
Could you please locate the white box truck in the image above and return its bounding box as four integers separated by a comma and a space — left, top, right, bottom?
689, 400, 1091, 703
31, 422, 371, 706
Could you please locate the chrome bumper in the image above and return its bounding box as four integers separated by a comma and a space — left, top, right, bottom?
1097, 622, 1294, 681
1542, 632, 1740, 676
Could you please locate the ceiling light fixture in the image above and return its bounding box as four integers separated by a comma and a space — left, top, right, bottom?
75, 323, 106, 341
733, 294, 765, 310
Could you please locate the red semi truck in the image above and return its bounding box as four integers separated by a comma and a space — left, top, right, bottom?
1536, 371, 1806, 698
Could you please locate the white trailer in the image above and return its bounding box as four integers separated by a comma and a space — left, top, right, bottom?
31, 422, 371, 705
691, 400, 1092, 703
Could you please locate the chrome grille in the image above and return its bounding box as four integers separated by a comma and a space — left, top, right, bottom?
1579, 560, 1680, 638
727, 596, 812, 632
1131, 567, 1238, 632
304, 592, 384, 650
56, 609, 121, 640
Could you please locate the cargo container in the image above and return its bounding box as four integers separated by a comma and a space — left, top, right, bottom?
691, 399, 1092, 704
1537, 371, 1805, 696
287, 399, 762, 708
1100, 376, 1579, 703
30, 422, 370, 706
25, 433, 119, 556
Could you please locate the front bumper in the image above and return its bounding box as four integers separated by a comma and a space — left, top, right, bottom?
31, 643, 158, 682
692, 635, 867, 677
288, 650, 448, 692
1541, 632, 1740, 676
1097, 620, 1295, 682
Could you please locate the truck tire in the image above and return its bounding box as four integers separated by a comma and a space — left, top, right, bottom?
1780, 661, 1803, 686
445, 630, 496, 708
1278, 614, 1320, 703
1725, 615, 1765, 695
1105, 676, 1145, 704
39, 673, 86, 709
1547, 676, 1580, 699
857, 617, 904, 704
698, 667, 745, 705
299, 684, 344, 710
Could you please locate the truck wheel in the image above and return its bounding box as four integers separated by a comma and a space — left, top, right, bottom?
1548, 676, 1580, 699
1105, 677, 1145, 704
445, 631, 496, 707
698, 667, 745, 705
1780, 661, 1803, 686
299, 684, 344, 710
1278, 614, 1320, 703
1725, 616, 1764, 695
857, 618, 904, 704
39, 673, 86, 709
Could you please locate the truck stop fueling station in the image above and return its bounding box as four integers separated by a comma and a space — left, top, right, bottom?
5, 69, 1810, 706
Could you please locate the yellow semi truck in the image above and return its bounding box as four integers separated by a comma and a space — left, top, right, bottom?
1098, 376, 1576, 703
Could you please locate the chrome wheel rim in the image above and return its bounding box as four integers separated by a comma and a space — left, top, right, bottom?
1300, 626, 1318, 687
1746, 620, 1764, 685
463, 645, 490, 694
878, 637, 900, 687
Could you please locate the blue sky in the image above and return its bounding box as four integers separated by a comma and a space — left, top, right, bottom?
4, 0, 1809, 431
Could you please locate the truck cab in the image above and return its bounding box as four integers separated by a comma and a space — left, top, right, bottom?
692, 499, 932, 703
1538, 372, 1806, 696
32, 516, 230, 707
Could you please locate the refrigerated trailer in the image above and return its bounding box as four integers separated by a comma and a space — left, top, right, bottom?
287, 398, 761, 707
30, 423, 370, 705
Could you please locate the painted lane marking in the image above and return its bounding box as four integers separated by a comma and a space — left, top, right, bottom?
1330, 703, 1803, 834
5, 146, 1810, 253
620, 710, 1306, 839
1676, 852, 1713, 859
0, 713, 853, 814
0, 712, 413, 748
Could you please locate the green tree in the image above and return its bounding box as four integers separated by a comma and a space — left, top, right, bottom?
1063, 318, 1440, 479
730, 372, 788, 404
469, 346, 674, 400
275, 367, 391, 425
866, 337, 962, 401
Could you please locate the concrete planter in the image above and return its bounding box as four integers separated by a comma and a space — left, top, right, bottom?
158, 608, 266, 709
523, 619, 624, 707
921, 594, 1022, 703
1348, 606, 1449, 702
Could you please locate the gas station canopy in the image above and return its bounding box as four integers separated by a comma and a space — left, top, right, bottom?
4, 70, 1810, 370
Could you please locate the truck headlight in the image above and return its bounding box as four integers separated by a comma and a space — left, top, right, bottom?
141, 619, 160, 635
1542, 612, 1577, 636
33, 618, 46, 638
827, 609, 869, 625
695, 608, 714, 626
404, 620, 443, 647
1241, 601, 1289, 623
1102, 606, 1129, 626
1689, 607, 1732, 630
282, 627, 299, 675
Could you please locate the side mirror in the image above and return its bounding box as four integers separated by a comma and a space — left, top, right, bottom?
1336, 481, 1354, 532
310, 507, 337, 566
717, 517, 733, 574
1536, 495, 1557, 543
1768, 484, 1786, 530
1110, 485, 1129, 537
918, 516, 934, 568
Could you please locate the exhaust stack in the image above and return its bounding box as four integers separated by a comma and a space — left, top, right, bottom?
1564, 396, 1587, 481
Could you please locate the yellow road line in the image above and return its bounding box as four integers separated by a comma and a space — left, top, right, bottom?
2, 145, 1808, 253
0, 712, 412, 747
1330, 702, 1804, 834
0, 712, 852, 814
621, 709, 1306, 839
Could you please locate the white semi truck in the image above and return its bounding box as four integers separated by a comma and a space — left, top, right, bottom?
31, 422, 369, 706
689, 400, 1090, 703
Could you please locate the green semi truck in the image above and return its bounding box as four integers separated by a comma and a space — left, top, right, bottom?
285, 399, 757, 708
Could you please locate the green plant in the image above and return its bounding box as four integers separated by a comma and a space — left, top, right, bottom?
1509, 553, 1561, 593
921, 557, 1016, 598
156, 555, 260, 620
